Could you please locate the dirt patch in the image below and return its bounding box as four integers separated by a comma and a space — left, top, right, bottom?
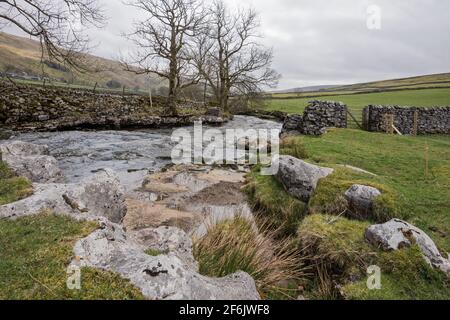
124, 199, 198, 232
186, 182, 246, 206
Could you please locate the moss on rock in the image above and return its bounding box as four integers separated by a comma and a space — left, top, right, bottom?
245, 166, 308, 237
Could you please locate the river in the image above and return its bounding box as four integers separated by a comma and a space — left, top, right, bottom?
5, 116, 281, 191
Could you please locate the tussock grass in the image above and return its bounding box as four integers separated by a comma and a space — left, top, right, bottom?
193, 216, 305, 299
297, 214, 374, 299
280, 137, 309, 159
0, 160, 33, 205
297, 214, 450, 300
245, 167, 307, 237
309, 168, 401, 223
0, 212, 144, 300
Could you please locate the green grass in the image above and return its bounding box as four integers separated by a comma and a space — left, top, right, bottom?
308, 167, 400, 223
0, 212, 145, 300
271, 73, 450, 99
263, 88, 450, 127
0, 161, 33, 205
282, 130, 450, 251
298, 214, 450, 300
245, 167, 308, 237
145, 248, 168, 257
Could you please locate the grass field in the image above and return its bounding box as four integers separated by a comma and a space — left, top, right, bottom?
262, 88, 450, 128
271, 73, 450, 98
283, 130, 450, 251
246, 129, 450, 299
265, 88, 450, 114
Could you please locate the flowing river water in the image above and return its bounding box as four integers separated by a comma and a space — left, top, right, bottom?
5, 116, 281, 191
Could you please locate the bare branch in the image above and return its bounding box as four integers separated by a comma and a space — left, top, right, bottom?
0, 0, 106, 71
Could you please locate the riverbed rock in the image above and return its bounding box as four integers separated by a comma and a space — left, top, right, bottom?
0, 169, 126, 223
365, 219, 450, 274
345, 184, 381, 220
275, 156, 334, 202
63, 169, 127, 223
0, 141, 65, 183
72, 222, 260, 300
130, 226, 198, 270
123, 199, 198, 232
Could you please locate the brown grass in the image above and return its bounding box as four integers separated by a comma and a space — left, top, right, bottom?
193, 216, 306, 299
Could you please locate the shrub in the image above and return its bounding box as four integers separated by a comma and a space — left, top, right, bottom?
106, 79, 122, 89
193, 216, 305, 299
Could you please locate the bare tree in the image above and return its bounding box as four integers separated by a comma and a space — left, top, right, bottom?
123, 0, 206, 116
193, 0, 279, 112
0, 0, 105, 70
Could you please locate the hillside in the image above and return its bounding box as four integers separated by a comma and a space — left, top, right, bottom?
0, 32, 162, 92
274, 73, 450, 98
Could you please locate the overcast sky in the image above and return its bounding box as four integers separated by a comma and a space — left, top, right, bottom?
6, 0, 450, 90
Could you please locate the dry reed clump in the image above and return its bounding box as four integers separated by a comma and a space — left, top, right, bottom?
193, 216, 306, 298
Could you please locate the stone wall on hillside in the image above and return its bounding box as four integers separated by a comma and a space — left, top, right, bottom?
281, 101, 348, 136
363, 105, 450, 135
0, 82, 225, 131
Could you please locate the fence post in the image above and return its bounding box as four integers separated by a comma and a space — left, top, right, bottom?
424, 142, 429, 178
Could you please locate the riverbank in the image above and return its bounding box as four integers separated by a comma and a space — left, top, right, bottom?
0, 81, 229, 132
0, 140, 294, 299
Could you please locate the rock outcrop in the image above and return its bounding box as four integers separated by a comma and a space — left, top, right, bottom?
276, 156, 334, 202
72, 221, 260, 300
1, 164, 261, 300
0, 169, 126, 223
365, 219, 450, 275
0, 141, 65, 183
345, 184, 381, 220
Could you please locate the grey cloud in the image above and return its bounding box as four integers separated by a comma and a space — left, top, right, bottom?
4, 0, 450, 89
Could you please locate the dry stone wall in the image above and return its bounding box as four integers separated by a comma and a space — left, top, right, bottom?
363, 105, 450, 135
281, 101, 347, 136
0, 81, 225, 131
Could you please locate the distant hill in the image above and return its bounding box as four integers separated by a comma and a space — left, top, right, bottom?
272, 85, 339, 94
275, 73, 450, 97
0, 32, 163, 92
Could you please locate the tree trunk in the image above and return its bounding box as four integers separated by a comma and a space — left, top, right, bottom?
167, 53, 178, 116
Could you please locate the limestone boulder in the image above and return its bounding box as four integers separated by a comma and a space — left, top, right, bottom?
0, 141, 65, 183
275, 156, 334, 202
72, 222, 260, 300
63, 169, 127, 223
130, 226, 198, 271
0, 169, 126, 224
365, 219, 450, 275
345, 184, 381, 220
